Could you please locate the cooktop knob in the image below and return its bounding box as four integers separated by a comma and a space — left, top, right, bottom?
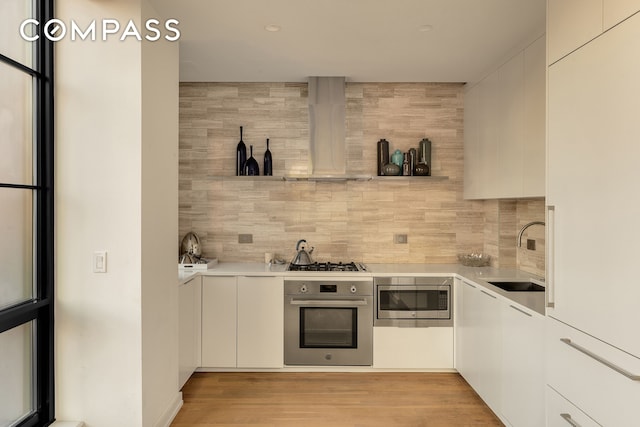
350, 285, 357, 293
300, 284, 308, 293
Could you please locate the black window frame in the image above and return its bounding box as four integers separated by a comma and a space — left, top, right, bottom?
0, 0, 55, 426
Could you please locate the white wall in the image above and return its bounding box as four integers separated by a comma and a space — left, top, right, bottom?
140, 0, 180, 425
55, 0, 179, 425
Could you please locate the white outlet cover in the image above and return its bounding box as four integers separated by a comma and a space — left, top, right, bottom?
93, 251, 107, 273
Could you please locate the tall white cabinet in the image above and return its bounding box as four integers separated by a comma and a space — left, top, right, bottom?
546, 3, 640, 425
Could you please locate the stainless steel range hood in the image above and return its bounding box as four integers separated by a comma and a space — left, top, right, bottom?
301, 76, 370, 181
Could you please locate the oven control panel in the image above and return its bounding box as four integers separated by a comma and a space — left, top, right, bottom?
285, 280, 373, 296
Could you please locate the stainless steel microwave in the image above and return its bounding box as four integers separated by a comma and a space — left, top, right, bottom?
374, 277, 453, 327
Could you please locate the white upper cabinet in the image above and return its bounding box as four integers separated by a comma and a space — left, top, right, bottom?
604, 0, 640, 30
548, 0, 640, 65
496, 52, 525, 197
547, 0, 602, 65
463, 87, 481, 198
522, 36, 546, 196
464, 35, 545, 199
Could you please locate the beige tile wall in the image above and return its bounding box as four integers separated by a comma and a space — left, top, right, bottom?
515, 198, 546, 277
482, 198, 546, 277
179, 82, 545, 270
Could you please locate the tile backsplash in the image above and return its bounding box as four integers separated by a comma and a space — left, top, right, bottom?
483, 198, 546, 278
179, 82, 544, 272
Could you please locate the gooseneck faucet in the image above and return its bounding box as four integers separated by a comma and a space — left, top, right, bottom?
517, 221, 545, 247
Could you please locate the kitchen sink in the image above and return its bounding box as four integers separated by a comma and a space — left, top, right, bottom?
487, 281, 545, 292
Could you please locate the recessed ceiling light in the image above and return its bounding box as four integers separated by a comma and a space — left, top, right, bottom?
418, 24, 434, 32
265, 24, 281, 32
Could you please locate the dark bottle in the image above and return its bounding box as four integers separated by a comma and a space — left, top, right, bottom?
377, 139, 390, 176
402, 152, 410, 176
263, 138, 273, 176
244, 145, 260, 176
236, 126, 247, 176
419, 138, 432, 176
408, 148, 417, 176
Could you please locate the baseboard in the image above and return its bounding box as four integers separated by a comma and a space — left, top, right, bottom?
154, 392, 183, 427
51, 422, 84, 427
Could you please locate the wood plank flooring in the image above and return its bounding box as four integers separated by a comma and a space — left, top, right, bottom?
171, 372, 503, 426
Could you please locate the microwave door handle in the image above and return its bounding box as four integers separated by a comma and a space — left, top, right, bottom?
289, 299, 368, 306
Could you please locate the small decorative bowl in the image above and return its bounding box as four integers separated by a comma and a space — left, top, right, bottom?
458, 253, 491, 267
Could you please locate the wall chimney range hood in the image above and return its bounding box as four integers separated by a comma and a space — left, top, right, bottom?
293, 76, 370, 181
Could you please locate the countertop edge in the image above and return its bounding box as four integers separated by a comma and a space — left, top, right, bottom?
178, 262, 545, 315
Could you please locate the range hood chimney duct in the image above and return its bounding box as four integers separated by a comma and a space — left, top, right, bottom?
308, 77, 346, 177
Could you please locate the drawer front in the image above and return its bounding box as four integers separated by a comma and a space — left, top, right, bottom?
546, 385, 600, 427
546, 317, 640, 425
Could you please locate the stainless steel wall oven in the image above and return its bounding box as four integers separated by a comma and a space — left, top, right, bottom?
284, 278, 373, 366
374, 276, 453, 327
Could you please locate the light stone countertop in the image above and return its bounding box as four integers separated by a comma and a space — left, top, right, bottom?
179, 262, 546, 315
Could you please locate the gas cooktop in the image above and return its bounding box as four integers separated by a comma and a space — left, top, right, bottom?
287, 262, 366, 272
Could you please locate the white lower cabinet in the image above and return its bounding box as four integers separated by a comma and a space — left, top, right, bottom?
546, 316, 640, 426
201, 275, 284, 369
237, 276, 283, 368
455, 278, 545, 426
500, 302, 545, 427
457, 280, 502, 414
373, 327, 453, 369
178, 275, 202, 388
201, 276, 237, 367
546, 385, 600, 427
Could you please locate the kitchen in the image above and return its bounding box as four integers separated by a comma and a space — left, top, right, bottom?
20, 0, 640, 426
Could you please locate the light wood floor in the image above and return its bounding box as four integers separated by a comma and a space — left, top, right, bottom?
171, 372, 503, 426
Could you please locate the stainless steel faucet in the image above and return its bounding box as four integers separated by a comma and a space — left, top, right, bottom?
517, 221, 545, 247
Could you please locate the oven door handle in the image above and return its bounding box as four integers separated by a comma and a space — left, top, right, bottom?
289, 299, 369, 306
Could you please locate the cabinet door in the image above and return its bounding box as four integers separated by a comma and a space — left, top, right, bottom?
463, 86, 481, 199
457, 281, 501, 414
547, 0, 603, 64
201, 276, 237, 367
454, 278, 466, 372
496, 51, 525, 197
178, 276, 201, 388
546, 386, 601, 427
478, 71, 501, 198
522, 35, 546, 197
501, 302, 545, 427
237, 276, 283, 368
546, 317, 640, 425
472, 287, 502, 414
547, 13, 640, 358
456, 280, 477, 381
604, 0, 640, 30
373, 327, 453, 369
464, 37, 545, 199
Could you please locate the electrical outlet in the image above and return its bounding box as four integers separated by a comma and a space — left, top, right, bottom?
238, 234, 253, 244
527, 239, 536, 250
394, 234, 408, 244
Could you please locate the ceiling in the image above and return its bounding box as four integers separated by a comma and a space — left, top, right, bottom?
148, 0, 546, 83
